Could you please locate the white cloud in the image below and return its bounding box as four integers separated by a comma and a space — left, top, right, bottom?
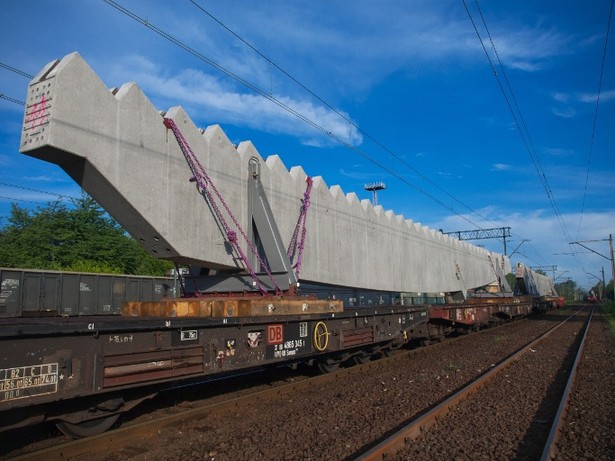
551, 106, 576, 118
190, 1, 578, 98
555, 89, 615, 105
575, 89, 615, 104
338, 169, 380, 181
437, 171, 462, 179
552, 92, 570, 103
549, 88, 615, 118
491, 163, 512, 171
492, 28, 571, 71
543, 147, 574, 157
106, 56, 363, 147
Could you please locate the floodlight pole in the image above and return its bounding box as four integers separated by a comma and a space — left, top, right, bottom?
364, 182, 386, 206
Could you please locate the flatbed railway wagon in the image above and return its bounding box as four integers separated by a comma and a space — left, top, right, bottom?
0, 276, 429, 437
0, 266, 542, 438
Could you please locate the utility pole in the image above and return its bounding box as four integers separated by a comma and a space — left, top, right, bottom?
602, 267, 606, 300
586, 270, 605, 300
610, 234, 615, 299
571, 234, 615, 301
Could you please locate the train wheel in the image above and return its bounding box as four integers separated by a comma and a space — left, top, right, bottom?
352, 352, 371, 365
56, 413, 120, 438
316, 358, 340, 374
382, 348, 395, 357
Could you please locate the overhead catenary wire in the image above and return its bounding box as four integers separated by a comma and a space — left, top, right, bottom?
1, 10, 495, 242
463, 0, 577, 268
472, 0, 570, 239
468, 0, 552, 261
472, 0, 615, 283
1, 64, 82, 216
0, 182, 81, 201
189, 1, 577, 268
0, 62, 34, 79
180, 1, 568, 266
0, 61, 33, 105
3, 57, 467, 241
3, 5, 575, 268
187, 0, 499, 229
2, 6, 532, 255
0, 184, 85, 225
102, 0, 505, 233
575, 0, 614, 240
0, 195, 45, 205
0, 93, 25, 106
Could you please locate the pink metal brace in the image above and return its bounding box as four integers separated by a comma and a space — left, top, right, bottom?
163, 117, 281, 295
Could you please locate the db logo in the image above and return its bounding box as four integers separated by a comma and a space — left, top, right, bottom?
267, 324, 283, 345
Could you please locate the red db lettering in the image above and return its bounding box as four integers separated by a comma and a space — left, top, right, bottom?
267, 325, 283, 345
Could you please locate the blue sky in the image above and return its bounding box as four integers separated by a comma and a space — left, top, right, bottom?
1, 0, 614, 290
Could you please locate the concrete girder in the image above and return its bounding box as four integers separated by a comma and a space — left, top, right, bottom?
20, 52, 511, 295
515, 263, 558, 297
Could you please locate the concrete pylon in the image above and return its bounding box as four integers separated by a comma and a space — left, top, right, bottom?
20, 52, 511, 295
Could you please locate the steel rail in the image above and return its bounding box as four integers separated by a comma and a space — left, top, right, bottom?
540, 306, 594, 461
354, 308, 586, 461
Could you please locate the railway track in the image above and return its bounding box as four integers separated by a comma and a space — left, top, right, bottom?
356, 307, 593, 460
2, 364, 313, 459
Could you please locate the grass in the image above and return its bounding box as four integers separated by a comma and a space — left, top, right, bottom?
599, 302, 615, 336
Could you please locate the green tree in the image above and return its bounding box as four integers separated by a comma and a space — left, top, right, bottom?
505, 273, 516, 292
590, 279, 615, 302
555, 279, 579, 302
607, 280, 615, 301
0, 196, 172, 276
